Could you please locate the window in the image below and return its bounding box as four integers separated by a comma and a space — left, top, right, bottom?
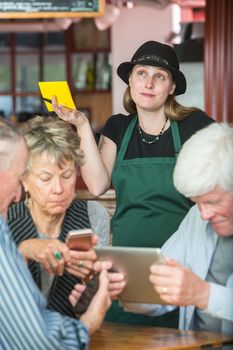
0, 19, 111, 126
0, 31, 66, 118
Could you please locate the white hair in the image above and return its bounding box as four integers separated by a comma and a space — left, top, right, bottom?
173, 123, 233, 197
0, 118, 24, 171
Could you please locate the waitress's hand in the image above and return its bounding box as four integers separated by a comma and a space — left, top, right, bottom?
52, 95, 88, 128
19, 238, 71, 275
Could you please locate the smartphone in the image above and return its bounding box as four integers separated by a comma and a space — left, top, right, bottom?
66, 228, 93, 251
73, 273, 100, 317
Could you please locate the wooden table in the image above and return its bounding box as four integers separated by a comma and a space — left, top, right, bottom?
90, 323, 233, 350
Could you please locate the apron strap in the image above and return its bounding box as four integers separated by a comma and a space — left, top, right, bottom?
112, 116, 137, 185
115, 116, 137, 165
113, 117, 181, 183
171, 121, 182, 159
116, 118, 181, 161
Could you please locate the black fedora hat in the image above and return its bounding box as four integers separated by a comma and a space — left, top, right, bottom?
117, 40, 186, 96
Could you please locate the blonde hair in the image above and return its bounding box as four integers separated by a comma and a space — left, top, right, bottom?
21, 115, 84, 172
123, 87, 199, 120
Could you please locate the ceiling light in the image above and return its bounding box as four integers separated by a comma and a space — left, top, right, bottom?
126, 1, 134, 9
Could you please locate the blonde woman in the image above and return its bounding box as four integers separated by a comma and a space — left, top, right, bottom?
7, 115, 110, 318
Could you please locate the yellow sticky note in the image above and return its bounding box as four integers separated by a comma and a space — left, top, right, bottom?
38, 81, 76, 112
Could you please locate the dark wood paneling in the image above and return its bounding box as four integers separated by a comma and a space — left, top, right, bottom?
205, 0, 233, 122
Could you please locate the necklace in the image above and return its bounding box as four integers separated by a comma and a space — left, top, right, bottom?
138, 117, 168, 144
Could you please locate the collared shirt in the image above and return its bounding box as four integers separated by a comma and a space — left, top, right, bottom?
195, 235, 233, 332
124, 205, 233, 334
0, 218, 89, 350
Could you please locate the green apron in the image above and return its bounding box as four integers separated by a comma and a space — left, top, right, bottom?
105, 116, 191, 326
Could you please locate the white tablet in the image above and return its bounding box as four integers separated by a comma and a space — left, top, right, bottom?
95, 246, 166, 304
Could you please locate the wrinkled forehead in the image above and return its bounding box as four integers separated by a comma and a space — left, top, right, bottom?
0, 138, 27, 169
191, 188, 233, 203
28, 150, 75, 170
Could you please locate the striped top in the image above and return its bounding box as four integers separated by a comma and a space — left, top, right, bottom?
7, 200, 94, 317
0, 217, 89, 350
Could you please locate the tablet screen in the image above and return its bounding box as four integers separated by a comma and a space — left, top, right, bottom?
95, 246, 166, 304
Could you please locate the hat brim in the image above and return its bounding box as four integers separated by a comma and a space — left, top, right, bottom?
117, 61, 186, 96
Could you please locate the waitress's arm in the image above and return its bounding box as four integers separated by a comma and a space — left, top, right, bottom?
80, 132, 116, 196
52, 97, 116, 196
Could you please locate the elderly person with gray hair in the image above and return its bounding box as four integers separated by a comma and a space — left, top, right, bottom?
7, 115, 110, 318
0, 118, 114, 350
124, 122, 233, 334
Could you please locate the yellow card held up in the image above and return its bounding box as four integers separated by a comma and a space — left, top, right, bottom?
38, 81, 76, 112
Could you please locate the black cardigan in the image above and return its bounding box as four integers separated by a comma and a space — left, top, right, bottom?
7, 200, 91, 318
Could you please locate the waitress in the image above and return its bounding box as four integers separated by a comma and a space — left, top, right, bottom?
53, 40, 214, 327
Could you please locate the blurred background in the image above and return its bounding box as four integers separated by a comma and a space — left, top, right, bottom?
0, 0, 232, 130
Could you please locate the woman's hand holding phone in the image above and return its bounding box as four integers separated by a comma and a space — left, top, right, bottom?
65, 229, 98, 280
